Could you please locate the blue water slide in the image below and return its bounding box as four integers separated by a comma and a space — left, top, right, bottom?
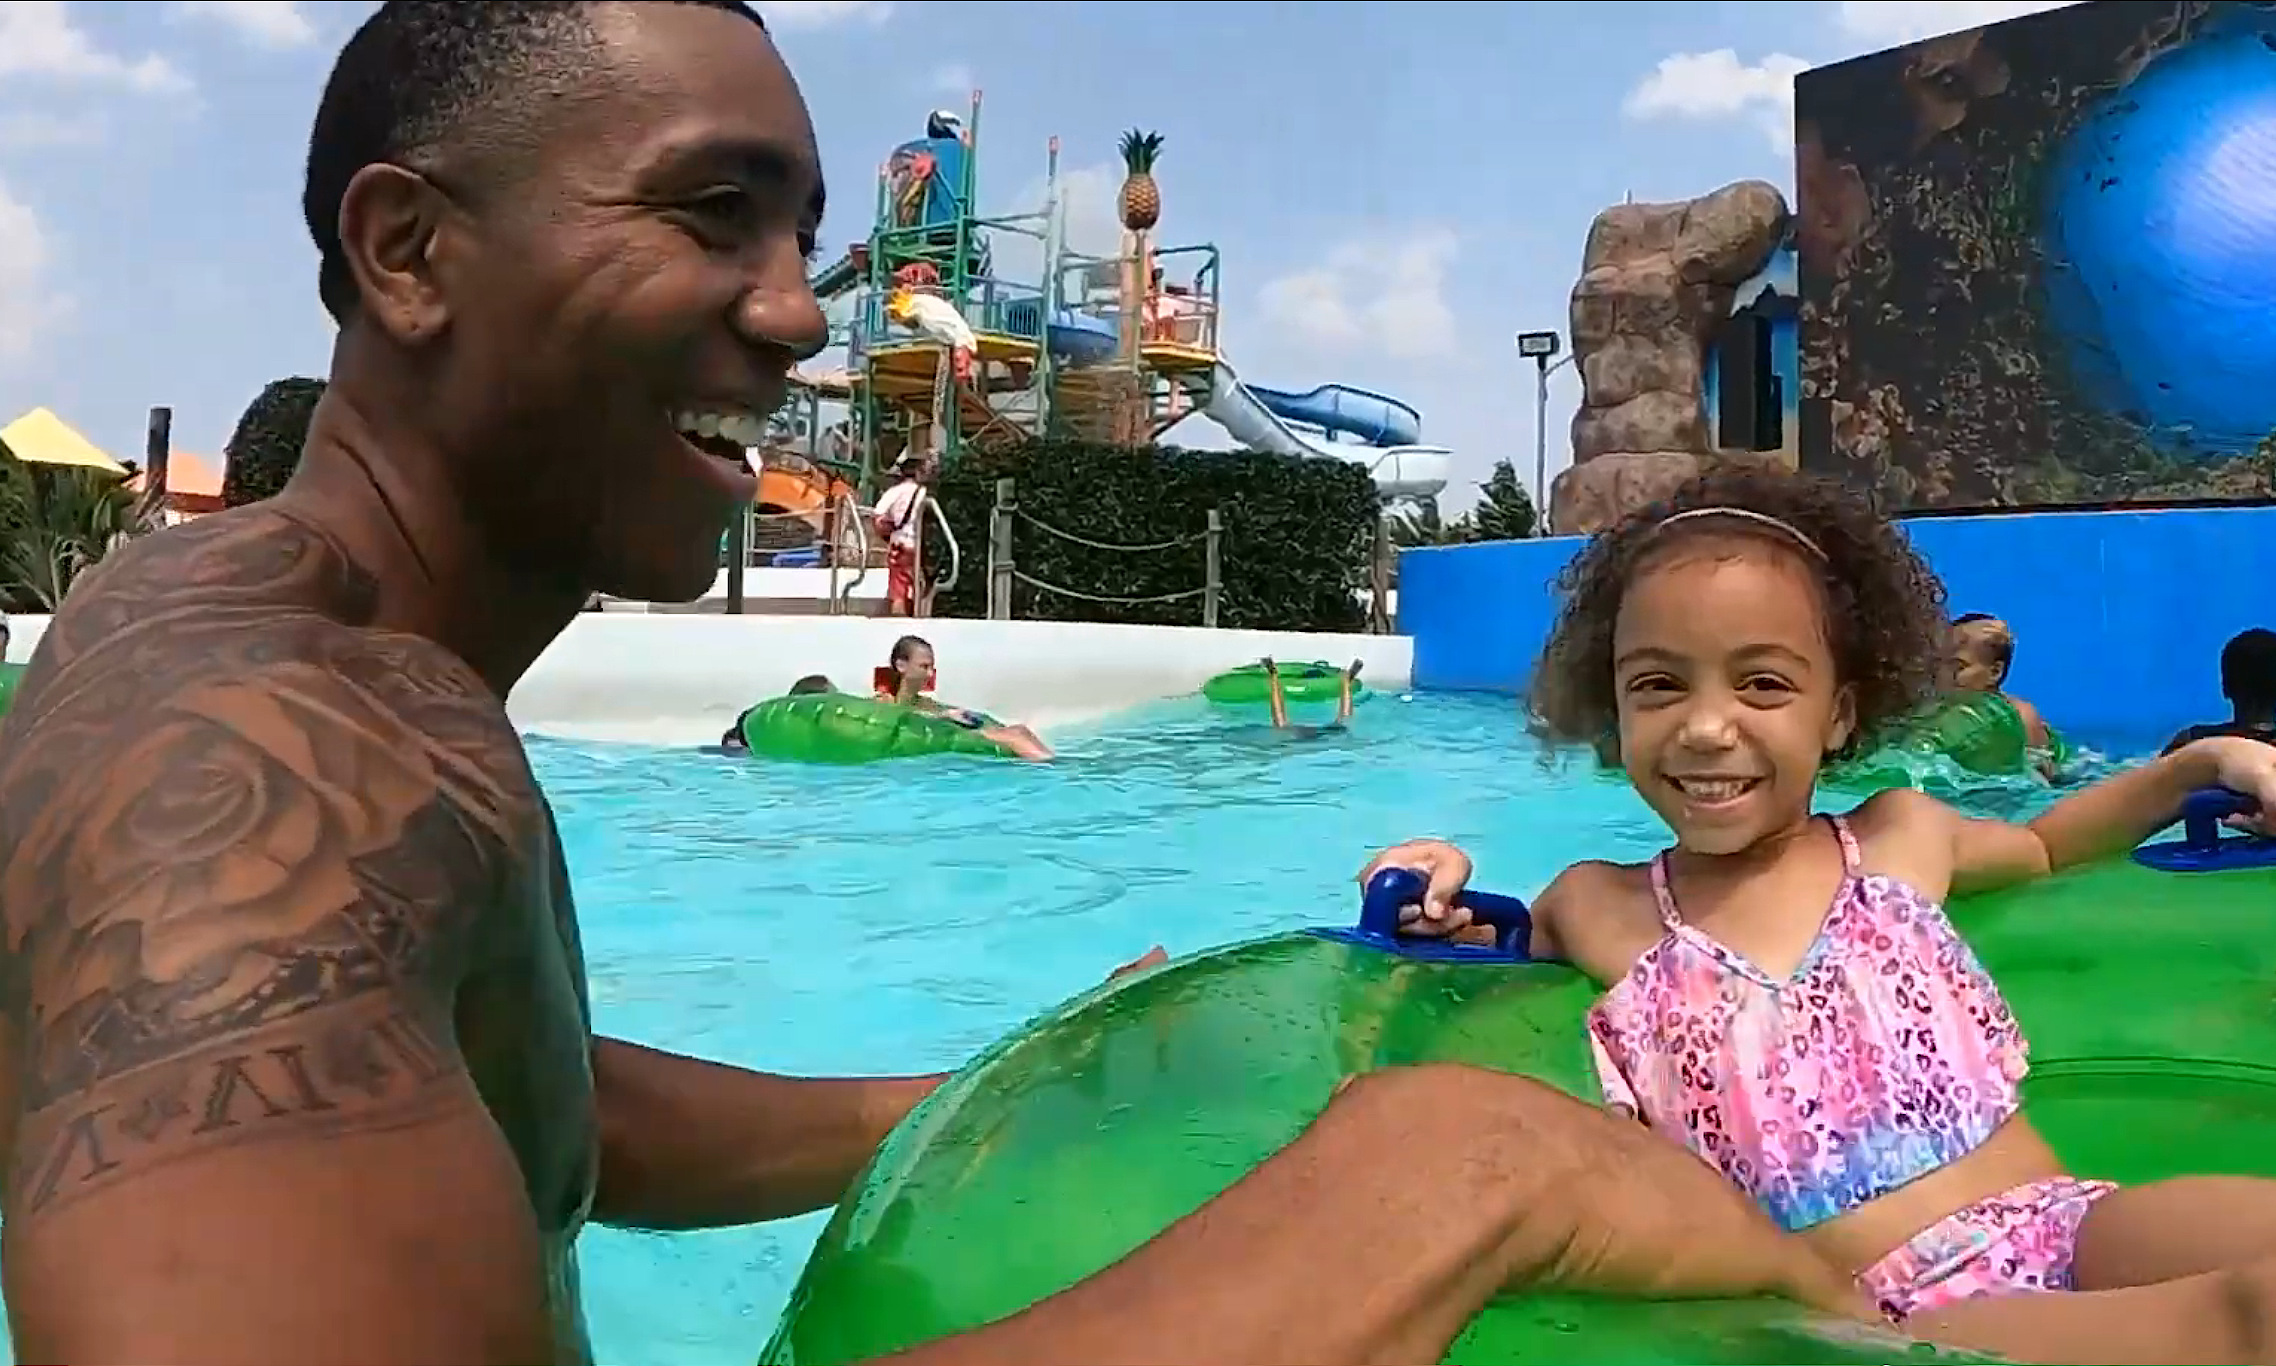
1045, 313, 1117, 365
993, 297, 1121, 366
1243, 383, 1423, 448
1203, 359, 1451, 498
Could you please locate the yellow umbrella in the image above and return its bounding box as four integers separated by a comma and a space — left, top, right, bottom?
0, 407, 128, 475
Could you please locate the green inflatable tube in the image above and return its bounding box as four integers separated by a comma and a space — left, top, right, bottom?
0, 661, 22, 718
1202, 661, 1361, 707
1823, 692, 2072, 797
762, 825, 2276, 1365
736, 693, 1011, 765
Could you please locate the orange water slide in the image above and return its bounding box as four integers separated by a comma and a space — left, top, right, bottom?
756, 455, 857, 515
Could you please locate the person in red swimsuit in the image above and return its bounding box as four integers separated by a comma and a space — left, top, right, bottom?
872, 453, 932, 616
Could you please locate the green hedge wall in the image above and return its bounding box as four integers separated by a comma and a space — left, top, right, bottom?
929, 439, 1378, 631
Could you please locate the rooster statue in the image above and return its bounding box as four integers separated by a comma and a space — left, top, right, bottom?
884, 286, 978, 388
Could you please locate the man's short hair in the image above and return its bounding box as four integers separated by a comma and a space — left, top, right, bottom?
304, 0, 764, 322
2221, 627, 2276, 713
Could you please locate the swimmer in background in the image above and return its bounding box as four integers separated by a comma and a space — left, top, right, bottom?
879, 634, 1054, 762
1949, 613, 2052, 752
1365, 468, 2276, 1363
2162, 628, 2276, 755
718, 674, 835, 752
1262, 657, 1363, 736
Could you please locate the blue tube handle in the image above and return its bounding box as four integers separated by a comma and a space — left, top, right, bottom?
2183, 786, 2263, 849
1360, 867, 1534, 957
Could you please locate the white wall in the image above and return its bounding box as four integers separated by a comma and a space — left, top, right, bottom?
2, 613, 1412, 745
6, 614, 46, 662
514, 616, 1412, 743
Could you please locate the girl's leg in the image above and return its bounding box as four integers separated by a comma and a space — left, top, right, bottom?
1895, 1177, 2276, 1363
1261, 659, 1290, 729
1906, 1257, 2276, 1364
2072, 1176, 2276, 1289
1336, 659, 1362, 725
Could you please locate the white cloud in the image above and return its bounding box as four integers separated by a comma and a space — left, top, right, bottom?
1053, 163, 1126, 260
758, 1, 894, 29
0, 1, 190, 94
990, 160, 1124, 285
172, 1, 318, 50
1256, 228, 1461, 362
0, 111, 104, 151
1621, 3, 2086, 151
1834, 1, 2082, 50
0, 177, 71, 367
1625, 48, 1810, 153
928, 62, 974, 96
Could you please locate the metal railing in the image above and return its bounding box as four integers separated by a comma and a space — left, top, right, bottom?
985, 476, 1220, 626
826, 490, 873, 613
922, 493, 961, 603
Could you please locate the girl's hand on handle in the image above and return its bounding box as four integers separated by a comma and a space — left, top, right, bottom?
1354, 840, 1475, 938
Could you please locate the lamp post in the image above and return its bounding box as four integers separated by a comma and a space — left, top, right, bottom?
1514, 330, 1572, 534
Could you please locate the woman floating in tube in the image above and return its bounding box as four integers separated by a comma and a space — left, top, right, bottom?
878, 635, 1053, 762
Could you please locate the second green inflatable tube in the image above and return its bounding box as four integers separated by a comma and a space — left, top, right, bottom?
736, 693, 1011, 765
763, 852, 2276, 1365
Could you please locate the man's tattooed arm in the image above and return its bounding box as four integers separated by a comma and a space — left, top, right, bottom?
0, 626, 557, 1364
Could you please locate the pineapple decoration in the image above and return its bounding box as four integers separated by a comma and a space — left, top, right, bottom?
1112, 129, 1165, 444
1116, 129, 1165, 231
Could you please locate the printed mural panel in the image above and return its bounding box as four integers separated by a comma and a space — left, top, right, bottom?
1797, 0, 2276, 511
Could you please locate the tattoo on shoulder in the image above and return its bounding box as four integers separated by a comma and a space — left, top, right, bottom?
0, 563, 540, 1221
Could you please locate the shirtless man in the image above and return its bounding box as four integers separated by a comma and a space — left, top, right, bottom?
0, 4, 1862, 1363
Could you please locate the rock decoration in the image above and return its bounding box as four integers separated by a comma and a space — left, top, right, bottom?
1550, 180, 1791, 534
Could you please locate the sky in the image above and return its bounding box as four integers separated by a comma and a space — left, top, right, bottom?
0, 0, 2080, 510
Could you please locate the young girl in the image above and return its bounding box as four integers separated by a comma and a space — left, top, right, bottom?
1361, 468, 2276, 1364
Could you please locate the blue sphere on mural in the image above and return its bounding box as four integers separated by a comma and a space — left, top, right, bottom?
2042, 13, 2276, 457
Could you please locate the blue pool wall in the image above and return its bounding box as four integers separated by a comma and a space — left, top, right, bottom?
1399, 504, 2276, 747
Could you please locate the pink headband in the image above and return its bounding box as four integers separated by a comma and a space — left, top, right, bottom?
1646, 506, 1827, 561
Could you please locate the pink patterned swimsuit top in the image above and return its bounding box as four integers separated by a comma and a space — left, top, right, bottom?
1585, 815, 2029, 1232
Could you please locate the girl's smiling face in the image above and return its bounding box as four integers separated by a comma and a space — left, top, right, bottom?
1612, 536, 1855, 856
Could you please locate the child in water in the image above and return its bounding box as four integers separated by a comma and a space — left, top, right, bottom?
879, 634, 1055, 762
1361, 468, 2276, 1363
1949, 612, 2052, 753
717, 674, 834, 752
1262, 656, 1363, 735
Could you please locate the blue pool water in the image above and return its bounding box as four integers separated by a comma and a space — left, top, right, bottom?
549, 692, 2103, 1365
0, 692, 2110, 1364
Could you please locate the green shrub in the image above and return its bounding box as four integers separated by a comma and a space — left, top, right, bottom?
929, 439, 1378, 631
221, 377, 326, 508
0, 453, 158, 610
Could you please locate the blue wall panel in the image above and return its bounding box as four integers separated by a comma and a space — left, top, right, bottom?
1401, 506, 2276, 747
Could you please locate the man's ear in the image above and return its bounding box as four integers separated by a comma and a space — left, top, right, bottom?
334, 164, 454, 344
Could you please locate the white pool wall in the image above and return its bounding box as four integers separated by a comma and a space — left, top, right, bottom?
514, 615, 1412, 743
2, 614, 1412, 745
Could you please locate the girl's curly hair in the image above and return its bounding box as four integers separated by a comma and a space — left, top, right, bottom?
1528, 467, 1950, 761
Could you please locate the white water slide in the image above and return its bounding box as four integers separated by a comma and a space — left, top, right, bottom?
1201, 357, 1452, 499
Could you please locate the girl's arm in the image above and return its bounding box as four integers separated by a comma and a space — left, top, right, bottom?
1943, 736, 2258, 894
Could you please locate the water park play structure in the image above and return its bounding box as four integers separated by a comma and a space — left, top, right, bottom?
764, 791, 2276, 1364
763, 98, 1453, 551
